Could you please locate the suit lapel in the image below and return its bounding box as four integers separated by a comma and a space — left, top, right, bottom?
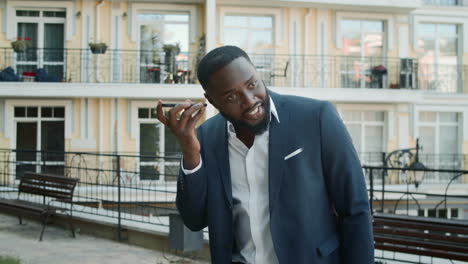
212, 116, 233, 207
268, 92, 288, 214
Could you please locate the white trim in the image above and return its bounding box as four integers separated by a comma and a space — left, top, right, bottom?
413, 104, 468, 142
4, 99, 72, 150
98, 98, 103, 183
1, 0, 6, 34
6, 0, 75, 41
0, 82, 206, 99
80, 98, 86, 139
98, 98, 103, 153
129, 3, 198, 43
289, 8, 300, 87
205, 0, 216, 52
0, 99, 4, 135
398, 25, 409, 58
116, 98, 121, 153
110, 3, 121, 82
218, 6, 283, 46
304, 8, 312, 87
110, 98, 116, 153
81, 0, 93, 49
411, 13, 468, 52
316, 8, 328, 88
335, 11, 394, 50
71, 97, 96, 149
398, 114, 410, 149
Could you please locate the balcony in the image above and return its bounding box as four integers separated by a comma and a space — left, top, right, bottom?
236, 0, 421, 13
0, 48, 466, 94
0, 48, 199, 85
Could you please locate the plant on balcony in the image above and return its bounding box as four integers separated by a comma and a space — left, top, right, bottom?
89, 42, 108, 54
162, 43, 180, 74
11, 37, 31, 53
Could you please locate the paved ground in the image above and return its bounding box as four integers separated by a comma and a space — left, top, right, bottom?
0, 213, 207, 264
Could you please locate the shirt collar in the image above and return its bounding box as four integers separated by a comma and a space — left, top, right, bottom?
227, 96, 279, 134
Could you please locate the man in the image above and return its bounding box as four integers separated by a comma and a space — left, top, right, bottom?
156, 46, 374, 264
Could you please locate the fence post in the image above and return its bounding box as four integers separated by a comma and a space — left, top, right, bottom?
381, 152, 386, 213
369, 168, 374, 214
117, 154, 122, 241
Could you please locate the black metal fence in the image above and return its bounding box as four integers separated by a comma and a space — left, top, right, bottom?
365, 166, 468, 218
1, 148, 467, 253
1, 48, 466, 93
360, 152, 468, 184
0, 48, 200, 84
0, 149, 181, 234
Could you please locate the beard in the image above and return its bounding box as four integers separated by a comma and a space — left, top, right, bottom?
220, 90, 271, 135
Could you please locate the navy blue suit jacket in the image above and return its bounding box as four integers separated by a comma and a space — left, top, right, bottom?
177, 91, 374, 263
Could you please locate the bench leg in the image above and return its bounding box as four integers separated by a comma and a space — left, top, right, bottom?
68, 214, 75, 238
39, 214, 51, 241
18, 215, 22, 225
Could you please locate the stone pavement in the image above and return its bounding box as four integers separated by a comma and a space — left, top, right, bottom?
0, 213, 208, 264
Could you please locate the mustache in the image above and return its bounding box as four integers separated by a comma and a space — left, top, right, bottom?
244, 101, 263, 115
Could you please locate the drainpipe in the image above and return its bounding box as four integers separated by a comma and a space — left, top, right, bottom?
95, 0, 105, 82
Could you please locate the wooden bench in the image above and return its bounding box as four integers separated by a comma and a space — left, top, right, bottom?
373, 212, 468, 262
0, 172, 79, 241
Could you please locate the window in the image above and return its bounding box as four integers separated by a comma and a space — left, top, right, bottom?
14, 106, 65, 179
223, 14, 275, 84
138, 12, 190, 83
138, 107, 181, 181
417, 23, 460, 92
418, 111, 462, 183
340, 20, 385, 88
420, 208, 460, 219
341, 110, 386, 164
223, 15, 274, 54
423, 0, 459, 6
15, 9, 65, 80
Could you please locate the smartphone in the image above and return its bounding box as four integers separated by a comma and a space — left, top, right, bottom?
161, 103, 207, 107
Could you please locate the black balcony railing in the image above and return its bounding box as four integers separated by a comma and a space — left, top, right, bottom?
1, 48, 466, 93
0, 48, 200, 84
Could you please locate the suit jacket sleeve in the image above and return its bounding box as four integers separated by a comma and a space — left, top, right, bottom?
319, 101, 374, 263
176, 128, 208, 231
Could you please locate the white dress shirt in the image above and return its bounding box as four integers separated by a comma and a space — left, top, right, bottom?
182, 97, 279, 264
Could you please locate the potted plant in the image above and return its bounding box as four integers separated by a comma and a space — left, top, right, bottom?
89, 42, 108, 54
162, 43, 180, 73
11, 37, 31, 53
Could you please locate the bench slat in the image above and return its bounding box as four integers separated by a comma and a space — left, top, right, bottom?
374, 227, 468, 244
375, 234, 468, 253
374, 217, 468, 235
375, 244, 468, 262
20, 180, 76, 190
19, 186, 73, 200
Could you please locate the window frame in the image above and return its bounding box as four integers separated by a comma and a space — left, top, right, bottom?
219, 6, 282, 48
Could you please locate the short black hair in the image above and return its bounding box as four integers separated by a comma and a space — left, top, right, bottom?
197, 45, 253, 90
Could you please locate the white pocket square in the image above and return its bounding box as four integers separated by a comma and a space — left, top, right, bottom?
284, 148, 303, 160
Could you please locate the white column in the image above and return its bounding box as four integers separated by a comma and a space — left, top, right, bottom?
205, 0, 216, 52
398, 25, 409, 58
317, 8, 329, 88
398, 113, 410, 149
289, 8, 300, 87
